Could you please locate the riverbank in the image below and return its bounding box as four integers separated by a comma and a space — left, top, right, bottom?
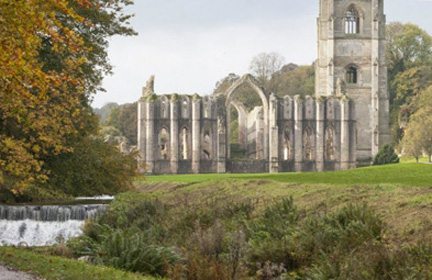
0, 264, 43, 280
0, 247, 154, 280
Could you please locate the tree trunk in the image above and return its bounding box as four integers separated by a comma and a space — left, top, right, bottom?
416, 156, 419, 163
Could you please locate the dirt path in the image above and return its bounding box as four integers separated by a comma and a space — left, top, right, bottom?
0, 265, 43, 280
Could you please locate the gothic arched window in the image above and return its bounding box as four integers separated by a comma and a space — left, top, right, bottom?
303, 126, 314, 161
202, 130, 212, 159
182, 99, 189, 119
180, 127, 189, 160
160, 97, 169, 118
283, 126, 291, 161
346, 66, 358, 84
158, 128, 169, 160
325, 126, 335, 161
345, 6, 360, 34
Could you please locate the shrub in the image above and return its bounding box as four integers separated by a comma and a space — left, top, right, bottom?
40, 136, 137, 198
97, 229, 180, 276
373, 144, 400, 165
247, 198, 300, 272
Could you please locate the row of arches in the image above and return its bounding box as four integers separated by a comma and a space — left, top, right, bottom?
157, 97, 214, 119
156, 126, 213, 161
282, 126, 336, 161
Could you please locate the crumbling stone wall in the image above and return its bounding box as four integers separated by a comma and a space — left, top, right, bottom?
137, 0, 390, 174
137, 75, 356, 174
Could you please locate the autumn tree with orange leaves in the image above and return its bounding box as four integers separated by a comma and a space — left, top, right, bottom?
0, 0, 136, 196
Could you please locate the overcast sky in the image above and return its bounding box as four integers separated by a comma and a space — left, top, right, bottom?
92, 0, 432, 108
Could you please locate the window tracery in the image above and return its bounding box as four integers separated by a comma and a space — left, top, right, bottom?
345, 6, 360, 34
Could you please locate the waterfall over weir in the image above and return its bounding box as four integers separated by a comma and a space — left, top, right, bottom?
0, 204, 108, 246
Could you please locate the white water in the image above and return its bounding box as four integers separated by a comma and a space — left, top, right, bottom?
0, 204, 108, 246
0, 219, 85, 246
75, 195, 114, 200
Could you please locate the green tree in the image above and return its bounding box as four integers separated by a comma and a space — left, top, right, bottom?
103, 103, 138, 145
94, 102, 120, 122
401, 86, 432, 162
0, 0, 136, 197
41, 136, 136, 198
373, 144, 399, 165
270, 63, 315, 97
386, 23, 432, 145
387, 22, 432, 86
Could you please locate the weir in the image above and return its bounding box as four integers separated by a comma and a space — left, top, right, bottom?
0, 204, 108, 246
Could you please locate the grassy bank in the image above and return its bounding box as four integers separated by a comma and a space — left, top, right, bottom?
73, 169, 432, 279
0, 247, 155, 280
144, 163, 432, 187
4, 163, 431, 279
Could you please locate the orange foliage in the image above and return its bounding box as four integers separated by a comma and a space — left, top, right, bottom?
0, 0, 92, 193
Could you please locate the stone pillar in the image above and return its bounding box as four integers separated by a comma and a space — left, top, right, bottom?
371, 0, 381, 159
137, 100, 146, 173
256, 111, 264, 160
192, 96, 201, 173
349, 101, 357, 169
341, 99, 350, 170
217, 118, 227, 173
170, 97, 179, 174
145, 99, 155, 174
269, 94, 279, 173
294, 96, 303, 172
316, 99, 325, 172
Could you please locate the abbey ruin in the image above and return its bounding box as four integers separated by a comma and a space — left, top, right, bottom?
137, 0, 390, 174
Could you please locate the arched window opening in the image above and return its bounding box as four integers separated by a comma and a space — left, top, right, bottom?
325, 126, 335, 161
202, 130, 212, 159
158, 128, 169, 160
345, 6, 360, 34
283, 126, 291, 161
160, 98, 168, 118
303, 126, 314, 161
346, 66, 358, 84
180, 127, 189, 160
203, 101, 209, 118
182, 99, 189, 119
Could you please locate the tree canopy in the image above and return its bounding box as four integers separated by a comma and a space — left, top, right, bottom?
0, 0, 136, 197
401, 86, 432, 162
386, 22, 432, 145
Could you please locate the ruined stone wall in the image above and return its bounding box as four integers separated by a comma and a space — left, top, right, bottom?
277, 95, 356, 173
138, 87, 356, 174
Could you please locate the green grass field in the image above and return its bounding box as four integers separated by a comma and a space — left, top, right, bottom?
0, 247, 154, 280
144, 163, 432, 187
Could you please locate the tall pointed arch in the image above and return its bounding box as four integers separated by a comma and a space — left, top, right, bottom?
224, 74, 270, 160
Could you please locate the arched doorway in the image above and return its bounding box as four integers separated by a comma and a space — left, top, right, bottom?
224, 74, 269, 163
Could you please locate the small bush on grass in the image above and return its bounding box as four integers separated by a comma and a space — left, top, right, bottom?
247, 201, 384, 278
373, 144, 400, 165
97, 229, 179, 276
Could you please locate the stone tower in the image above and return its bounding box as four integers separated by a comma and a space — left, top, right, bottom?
315, 0, 390, 165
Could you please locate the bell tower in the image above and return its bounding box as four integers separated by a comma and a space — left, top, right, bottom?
316, 0, 390, 165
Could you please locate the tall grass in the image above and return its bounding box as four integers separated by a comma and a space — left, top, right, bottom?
68, 193, 432, 279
